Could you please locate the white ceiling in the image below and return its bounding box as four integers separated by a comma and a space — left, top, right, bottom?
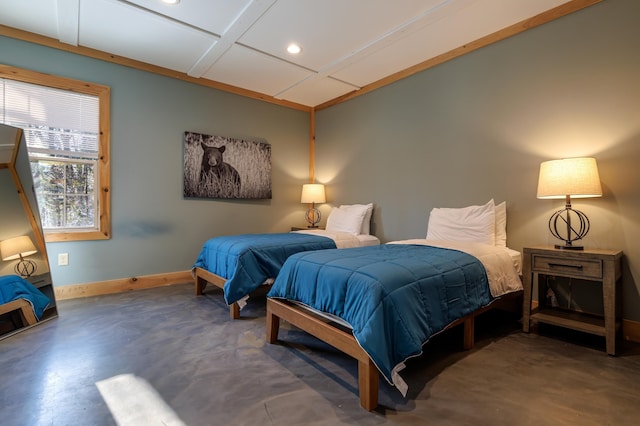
0, 0, 577, 108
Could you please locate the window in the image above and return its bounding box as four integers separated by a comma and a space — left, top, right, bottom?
0, 66, 110, 241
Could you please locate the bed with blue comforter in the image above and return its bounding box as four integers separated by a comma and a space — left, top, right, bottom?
0, 274, 50, 320
193, 232, 337, 307
193, 230, 381, 318
266, 240, 522, 409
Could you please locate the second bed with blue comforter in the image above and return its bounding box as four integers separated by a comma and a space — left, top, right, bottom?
193, 232, 337, 305
267, 243, 493, 395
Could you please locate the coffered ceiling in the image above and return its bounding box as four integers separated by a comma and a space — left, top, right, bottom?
0, 0, 596, 109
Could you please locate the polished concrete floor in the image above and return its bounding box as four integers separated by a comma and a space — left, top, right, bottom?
1, 283, 639, 425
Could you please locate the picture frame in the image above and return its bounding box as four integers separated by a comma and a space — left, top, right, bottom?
183, 131, 272, 200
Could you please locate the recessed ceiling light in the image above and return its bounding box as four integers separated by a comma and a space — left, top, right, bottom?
161, 0, 180, 5
287, 43, 302, 55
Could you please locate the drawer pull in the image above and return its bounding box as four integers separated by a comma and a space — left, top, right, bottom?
548, 262, 583, 269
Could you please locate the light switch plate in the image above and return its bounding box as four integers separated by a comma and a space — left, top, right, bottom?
58, 253, 69, 266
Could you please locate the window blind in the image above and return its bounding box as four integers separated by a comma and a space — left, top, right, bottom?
0, 79, 99, 155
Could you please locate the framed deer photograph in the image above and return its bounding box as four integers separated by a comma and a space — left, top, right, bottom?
183, 131, 272, 199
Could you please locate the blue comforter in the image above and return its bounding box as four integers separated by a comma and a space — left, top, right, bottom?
193, 233, 337, 305
0, 274, 51, 320
267, 244, 491, 394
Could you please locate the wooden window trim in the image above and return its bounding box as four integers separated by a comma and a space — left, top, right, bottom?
0, 64, 111, 242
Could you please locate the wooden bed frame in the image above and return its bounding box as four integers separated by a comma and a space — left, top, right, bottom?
266, 291, 522, 411
193, 266, 241, 319
0, 298, 37, 327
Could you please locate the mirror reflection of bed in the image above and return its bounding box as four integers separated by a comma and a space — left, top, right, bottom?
0, 123, 58, 339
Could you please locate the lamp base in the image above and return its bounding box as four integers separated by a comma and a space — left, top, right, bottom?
548, 203, 590, 252
554, 244, 584, 251
305, 207, 321, 228
14, 259, 37, 277
307, 225, 319, 229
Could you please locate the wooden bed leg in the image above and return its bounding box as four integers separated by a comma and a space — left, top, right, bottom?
195, 275, 206, 296
266, 309, 280, 344
265, 298, 380, 409
463, 316, 475, 350
358, 358, 379, 411
0, 299, 37, 326
229, 302, 240, 320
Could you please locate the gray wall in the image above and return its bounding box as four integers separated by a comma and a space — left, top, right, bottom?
315, 0, 640, 321
2, 0, 639, 322
1, 36, 311, 287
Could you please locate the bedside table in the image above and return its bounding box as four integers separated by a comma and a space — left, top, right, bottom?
291, 226, 325, 231
522, 246, 623, 355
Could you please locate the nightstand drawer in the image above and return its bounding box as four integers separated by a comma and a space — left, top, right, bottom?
532, 254, 602, 279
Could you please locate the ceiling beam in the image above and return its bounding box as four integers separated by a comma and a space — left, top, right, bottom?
56, 0, 80, 46
188, 0, 277, 77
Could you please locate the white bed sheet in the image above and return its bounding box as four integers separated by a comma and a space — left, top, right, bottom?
291, 229, 380, 248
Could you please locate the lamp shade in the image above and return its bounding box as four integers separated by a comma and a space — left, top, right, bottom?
301, 184, 326, 204
0, 235, 38, 261
537, 157, 603, 199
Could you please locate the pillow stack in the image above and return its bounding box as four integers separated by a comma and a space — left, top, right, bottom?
325, 203, 374, 235
426, 199, 507, 246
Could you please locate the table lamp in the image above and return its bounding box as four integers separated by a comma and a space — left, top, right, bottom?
536, 157, 602, 250
0, 235, 38, 277
301, 183, 326, 228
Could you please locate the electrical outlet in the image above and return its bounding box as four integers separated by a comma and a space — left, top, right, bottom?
58, 253, 69, 266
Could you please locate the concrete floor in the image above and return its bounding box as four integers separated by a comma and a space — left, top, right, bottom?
1, 283, 639, 425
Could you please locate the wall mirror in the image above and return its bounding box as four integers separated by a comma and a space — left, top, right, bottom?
0, 123, 57, 340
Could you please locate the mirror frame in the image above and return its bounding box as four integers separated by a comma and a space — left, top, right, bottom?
0, 124, 57, 339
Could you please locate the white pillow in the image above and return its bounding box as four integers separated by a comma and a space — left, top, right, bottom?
495, 201, 507, 247
426, 199, 496, 245
326, 206, 368, 235
339, 203, 374, 234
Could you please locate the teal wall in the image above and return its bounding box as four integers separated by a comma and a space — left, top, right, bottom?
315, 0, 640, 321
1, 36, 311, 287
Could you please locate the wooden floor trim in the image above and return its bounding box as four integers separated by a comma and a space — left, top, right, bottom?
54, 270, 192, 300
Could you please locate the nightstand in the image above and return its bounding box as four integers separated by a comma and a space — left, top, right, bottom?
291, 226, 325, 231
522, 246, 623, 355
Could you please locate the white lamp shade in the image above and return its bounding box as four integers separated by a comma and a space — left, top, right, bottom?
0, 235, 38, 261
537, 157, 603, 199
301, 184, 326, 204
